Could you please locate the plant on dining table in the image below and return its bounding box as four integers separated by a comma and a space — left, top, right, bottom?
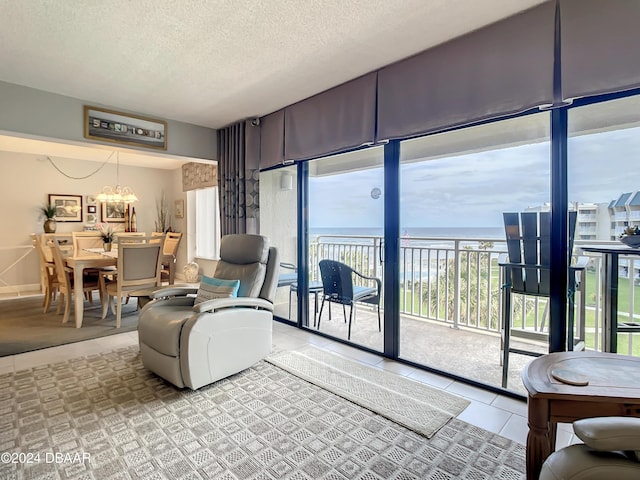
98, 223, 115, 243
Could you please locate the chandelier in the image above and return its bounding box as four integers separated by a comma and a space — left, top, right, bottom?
95, 152, 138, 203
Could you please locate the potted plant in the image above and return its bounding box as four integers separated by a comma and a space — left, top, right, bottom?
40, 203, 57, 233
98, 223, 115, 251
620, 225, 640, 248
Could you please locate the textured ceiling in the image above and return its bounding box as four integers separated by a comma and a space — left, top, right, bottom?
0, 0, 547, 166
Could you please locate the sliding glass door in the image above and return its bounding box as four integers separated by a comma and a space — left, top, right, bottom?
568, 94, 640, 355
397, 112, 551, 393
306, 146, 385, 351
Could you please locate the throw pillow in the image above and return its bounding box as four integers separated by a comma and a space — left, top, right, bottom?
194, 276, 240, 305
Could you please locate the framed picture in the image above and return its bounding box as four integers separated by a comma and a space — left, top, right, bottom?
49, 194, 83, 222
175, 199, 184, 218
86, 195, 97, 205
101, 201, 126, 222
87, 205, 97, 214
84, 105, 167, 150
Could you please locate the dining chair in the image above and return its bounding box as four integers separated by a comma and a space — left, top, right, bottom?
152, 231, 182, 284
72, 231, 103, 253
31, 233, 59, 313
100, 238, 164, 327
49, 239, 104, 324
115, 232, 147, 244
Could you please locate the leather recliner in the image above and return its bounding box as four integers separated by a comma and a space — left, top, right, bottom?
138, 234, 279, 389
540, 417, 640, 480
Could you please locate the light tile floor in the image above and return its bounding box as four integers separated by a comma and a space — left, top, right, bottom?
0, 320, 583, 447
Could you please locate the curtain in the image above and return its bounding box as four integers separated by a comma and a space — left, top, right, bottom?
560, 0, 640, 101
377, 1, 555, 141
284, 73, 377, 161
217, 122, 260, 235
259, 109, 285, 170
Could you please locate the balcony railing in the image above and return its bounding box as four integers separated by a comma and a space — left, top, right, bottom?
308, 235, 640, 357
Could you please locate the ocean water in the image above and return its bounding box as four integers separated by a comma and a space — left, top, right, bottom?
310, 226, 504, 241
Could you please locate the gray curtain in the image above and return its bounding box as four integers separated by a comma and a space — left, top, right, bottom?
218, 122, 260, 235
560, 0, 640, 101
377, 1, 555, 141
284, 73, 377, 162
259, 109, 285, 170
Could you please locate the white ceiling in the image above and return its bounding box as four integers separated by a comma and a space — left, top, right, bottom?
0, 0, 547, 167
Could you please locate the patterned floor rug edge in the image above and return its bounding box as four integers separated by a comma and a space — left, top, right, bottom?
266, 346, 470, 439
2, 345, 526, 479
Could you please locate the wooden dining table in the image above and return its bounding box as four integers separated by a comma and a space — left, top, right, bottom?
64, 251, 116, 328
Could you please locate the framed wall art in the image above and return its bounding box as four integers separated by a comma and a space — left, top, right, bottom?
101, 201, 126, 223
175, 199, 184, 218
84, 105, 167, 150
49, 194, 83, 222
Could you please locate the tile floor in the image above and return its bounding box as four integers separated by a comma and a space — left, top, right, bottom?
0, 319, 582, 447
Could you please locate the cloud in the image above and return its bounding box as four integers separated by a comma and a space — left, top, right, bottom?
309, 125, 640, 229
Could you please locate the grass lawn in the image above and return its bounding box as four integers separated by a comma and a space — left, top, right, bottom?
399, 267, 640, 355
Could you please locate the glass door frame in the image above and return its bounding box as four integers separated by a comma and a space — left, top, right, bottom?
280, 87, 640, 393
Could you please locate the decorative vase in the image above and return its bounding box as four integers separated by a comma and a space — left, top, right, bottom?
103, 242, 112, 252
44, 218, 56, 233
183, 262, 199, 283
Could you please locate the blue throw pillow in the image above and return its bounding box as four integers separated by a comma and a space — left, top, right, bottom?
194, 275, 240, 305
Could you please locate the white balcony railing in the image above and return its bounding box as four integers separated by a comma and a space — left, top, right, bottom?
308, 235, 640, 357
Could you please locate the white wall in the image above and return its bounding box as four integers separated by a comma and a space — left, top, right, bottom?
0, 151, 186, 292
259, 168, 297, 265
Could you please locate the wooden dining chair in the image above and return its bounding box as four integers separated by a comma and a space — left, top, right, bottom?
100, 239, 164, 327
72, 231, 103, 253
152, 231, 182, 284
49, 239, 104, 324
31, 233, 59, 313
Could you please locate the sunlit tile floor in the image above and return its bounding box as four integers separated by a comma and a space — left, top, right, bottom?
0, 319, 583, 447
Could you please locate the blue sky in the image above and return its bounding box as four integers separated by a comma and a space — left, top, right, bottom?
309, 126, 640, 229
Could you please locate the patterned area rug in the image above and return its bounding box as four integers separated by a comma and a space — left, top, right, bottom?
0, 346, 526, 479
267, 346, 470, 438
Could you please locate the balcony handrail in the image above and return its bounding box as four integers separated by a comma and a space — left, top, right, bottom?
306, 234, 638, 356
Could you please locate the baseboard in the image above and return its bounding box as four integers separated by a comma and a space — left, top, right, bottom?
0, 283, 41, 295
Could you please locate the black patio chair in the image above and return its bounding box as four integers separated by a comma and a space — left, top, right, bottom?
499, 211, 587, 388
317, 259, 381, 340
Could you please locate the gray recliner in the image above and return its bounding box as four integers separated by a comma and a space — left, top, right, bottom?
138, 234, 279, 389
540, 417, 640, 480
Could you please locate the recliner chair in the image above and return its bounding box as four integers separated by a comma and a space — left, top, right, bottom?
138, 234, 279, 389
540, 417, 640, 480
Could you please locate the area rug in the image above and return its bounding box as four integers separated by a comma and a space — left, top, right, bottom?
0, 295, 138, 357
267, 346, 470, 439
0, 346, 525, 479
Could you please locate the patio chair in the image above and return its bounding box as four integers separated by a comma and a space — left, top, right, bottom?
499, 211, 587, 388
317, 259, 381, 340
277, 262, 297, 287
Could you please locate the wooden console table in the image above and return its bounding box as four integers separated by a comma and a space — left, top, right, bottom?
522, 351, 640, 479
